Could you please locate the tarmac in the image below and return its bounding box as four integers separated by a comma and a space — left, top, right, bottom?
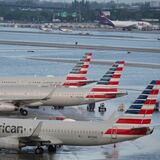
26, 57, 160, 69
0, 39, 160, 53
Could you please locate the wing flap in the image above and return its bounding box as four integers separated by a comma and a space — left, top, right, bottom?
19, 135, 63, 145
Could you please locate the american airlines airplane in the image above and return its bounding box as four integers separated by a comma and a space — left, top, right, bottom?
100, 12, 152, 31
0, 61, 126, 115
0, 80, 159, 154
0, 53, 93, 88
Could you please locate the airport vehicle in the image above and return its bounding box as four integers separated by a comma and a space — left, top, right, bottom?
39, 25, 53, 32
59, 27, 73, 32
0, 61, 126, 115
0, 53, 93, 87
100, 12, 152, 31
0, 80, 159, 154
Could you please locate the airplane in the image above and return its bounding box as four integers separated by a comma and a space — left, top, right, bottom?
0, 53, 93, 87
0, 61, 127, 115
0, 80, 159, 154
99, 11, 152, 31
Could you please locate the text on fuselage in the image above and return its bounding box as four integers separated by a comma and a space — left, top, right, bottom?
0, 123, 23, 134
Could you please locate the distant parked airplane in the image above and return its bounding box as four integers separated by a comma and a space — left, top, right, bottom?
0, 53, 93, 87
0, 61, 126, 115
100, 12, 152, 31
0, 80, 159, 154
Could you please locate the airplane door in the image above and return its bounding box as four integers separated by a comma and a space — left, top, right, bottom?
111, 126, 117, 139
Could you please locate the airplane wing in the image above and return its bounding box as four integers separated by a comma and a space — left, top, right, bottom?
77, 80, 97, 86
0, 96, 45, 101
131, 124, 160, 130
19, 135, 63, 145
0, 97, 44, 107
83, 80, 97, 84
0, 87, 56, 106
18, 121, 63, 145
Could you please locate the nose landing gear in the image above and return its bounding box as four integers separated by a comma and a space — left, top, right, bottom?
87, 103, 95, 112
54, 106, 64, 110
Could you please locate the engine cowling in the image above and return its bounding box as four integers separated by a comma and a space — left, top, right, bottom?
0, 137, 25, 149
0, 103, 17, 111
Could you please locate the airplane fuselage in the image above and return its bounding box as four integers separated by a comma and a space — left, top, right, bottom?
0, 76, 66, 87
101, 18, 152, 30
113, 21, 152, 29
112, 20, 137, 28
0, 85, 122, 108
41, 87, 120, 106
0, 118, 143, 148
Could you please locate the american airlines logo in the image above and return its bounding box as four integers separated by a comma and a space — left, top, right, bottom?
0, 123, 23, 134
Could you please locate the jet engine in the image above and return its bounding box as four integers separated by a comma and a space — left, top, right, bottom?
0, 103, 17, 111
0, 137, 25, 149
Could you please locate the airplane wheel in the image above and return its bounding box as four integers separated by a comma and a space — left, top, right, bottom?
87, 103, 95, 112
56, 144, 62, 148
20, 109, 28, 116
60, 106, 64, 109
54, 106, 58, 110
35, 147, 44, 154
48, 145, 56, 153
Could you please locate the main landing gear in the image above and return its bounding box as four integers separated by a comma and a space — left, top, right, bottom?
48, 145, 57, 153
87, 103, 95, 112
35, 145, 59, 154
20, 108, 28, 116
54, 106, 64, 110
35, 147, 44, 154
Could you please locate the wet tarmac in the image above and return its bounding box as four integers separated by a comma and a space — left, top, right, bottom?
26, 57, 160, 69
0, 39, 160, 53
0, 28, 160, 159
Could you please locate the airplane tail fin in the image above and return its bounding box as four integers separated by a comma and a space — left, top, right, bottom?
63, 53, 92, 87
99, 12, 114, 27
105, 80, 160, 137
86, 61, 126, 100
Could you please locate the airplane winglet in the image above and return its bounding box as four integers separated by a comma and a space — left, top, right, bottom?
31, 121, 43, 137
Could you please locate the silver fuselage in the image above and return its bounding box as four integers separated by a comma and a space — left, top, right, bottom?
0, 118, 143, 147
0, 85, 122, 107
0, 76, 65, 87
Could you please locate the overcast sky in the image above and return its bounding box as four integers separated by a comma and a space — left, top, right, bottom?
42, 0, 160, 3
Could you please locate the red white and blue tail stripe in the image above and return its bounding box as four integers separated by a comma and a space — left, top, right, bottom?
86, 61, 125, 100
105, 80, 160, 137
63, 53, 92, 87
